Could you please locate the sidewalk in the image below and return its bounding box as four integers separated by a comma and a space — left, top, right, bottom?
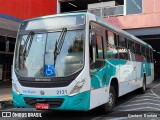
0, 80, 12, 109
0, 80, 12, 101
0, 87, 12, 101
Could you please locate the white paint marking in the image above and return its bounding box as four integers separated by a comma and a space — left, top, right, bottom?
152, 83, 160, 89
144, 93, 154, 96
114, 94, 140, 109
136, 96, 160, 99
138, 94, 156, 97
107, 117, 128, 120
129, 99, 160, 103
118, 102, 160, 108
151, 89, 160, 98
120, 106, 160, 111
150, 83, 160, 98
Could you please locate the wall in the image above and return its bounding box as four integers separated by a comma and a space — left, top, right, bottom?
104, 0, 160, 29
0, 0, 57, 20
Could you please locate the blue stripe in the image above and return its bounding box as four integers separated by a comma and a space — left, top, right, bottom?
0, 14, 22, 22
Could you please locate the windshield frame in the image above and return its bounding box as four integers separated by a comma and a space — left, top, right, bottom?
20, 14, 86, 31
14, 26, 86, 78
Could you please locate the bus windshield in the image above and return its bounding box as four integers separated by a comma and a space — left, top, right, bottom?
15, 29, 84, 77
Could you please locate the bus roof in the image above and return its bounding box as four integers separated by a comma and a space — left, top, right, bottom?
24, 12, 87, 22
23, 11, 152, 49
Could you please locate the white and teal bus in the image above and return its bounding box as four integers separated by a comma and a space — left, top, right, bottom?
12, 12, 154, 112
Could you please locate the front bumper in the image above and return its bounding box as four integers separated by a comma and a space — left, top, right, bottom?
12, 91, 90, 111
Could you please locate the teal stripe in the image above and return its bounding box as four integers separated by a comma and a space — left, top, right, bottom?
12, 90, 90, 111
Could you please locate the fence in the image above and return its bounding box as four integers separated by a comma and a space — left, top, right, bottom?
88, 5, 124, 18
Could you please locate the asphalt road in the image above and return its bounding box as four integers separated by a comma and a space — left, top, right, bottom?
1, 79, 160, 120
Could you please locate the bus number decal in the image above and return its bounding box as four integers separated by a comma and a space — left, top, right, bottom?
56, 90, 67, 95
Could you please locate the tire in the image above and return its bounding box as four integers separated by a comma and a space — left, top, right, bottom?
103, 85, 116, 112
139, 77, 146, 94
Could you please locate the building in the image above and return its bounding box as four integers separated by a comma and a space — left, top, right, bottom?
57, 0, 160, 76
0, 0, 160, 81
0, 0, 57, 81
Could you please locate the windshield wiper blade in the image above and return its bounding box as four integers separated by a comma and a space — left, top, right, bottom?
22, 31, 34, 58
54, 28, 67, 65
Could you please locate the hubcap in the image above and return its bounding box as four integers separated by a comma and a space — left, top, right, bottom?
108, 93, 114, 107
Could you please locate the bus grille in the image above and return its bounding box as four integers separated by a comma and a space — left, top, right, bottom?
24, 98, 64, 108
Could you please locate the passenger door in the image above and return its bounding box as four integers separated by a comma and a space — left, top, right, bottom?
90, 28, 108, 109
90, 34, 106, 89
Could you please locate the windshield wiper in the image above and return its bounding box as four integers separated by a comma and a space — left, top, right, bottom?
54, 28, 67, 65
22, 31, 34, 58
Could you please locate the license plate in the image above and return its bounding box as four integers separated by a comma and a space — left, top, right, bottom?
35, 103, 49, 110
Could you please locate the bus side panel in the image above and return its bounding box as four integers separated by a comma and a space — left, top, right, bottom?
89, 59, 119, 109
136, 62, 144, 88
118, 60, 137, 96
146, 62, 154, 85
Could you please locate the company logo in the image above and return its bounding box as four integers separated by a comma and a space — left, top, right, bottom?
40, 90, 45, 95
23, 90, 36, 94
2, 112, 11, 117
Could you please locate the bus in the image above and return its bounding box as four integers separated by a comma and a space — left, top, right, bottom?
12, 12, 154, 112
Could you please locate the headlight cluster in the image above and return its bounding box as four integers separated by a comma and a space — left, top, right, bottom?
12, 80, 20, 94
69, 80, 85, 96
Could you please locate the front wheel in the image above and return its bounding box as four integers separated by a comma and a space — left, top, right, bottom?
103, 85, 116, 112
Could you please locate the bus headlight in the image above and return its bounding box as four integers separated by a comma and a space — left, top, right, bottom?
69, 80, 85, 96
12, 81, 20, 95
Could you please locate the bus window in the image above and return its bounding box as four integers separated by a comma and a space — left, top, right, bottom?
128, 40, 135, 52
106, 31, 118, 59
146, 48, 150, 62
135, 43, 141, 54
150, 49, 153, 63
90, 34, 105, 70
141, 46, 145, 55
96, 35, 104, 59
114, 34, 118, 46
118, 36, 125, 48
119, 52, 129, 60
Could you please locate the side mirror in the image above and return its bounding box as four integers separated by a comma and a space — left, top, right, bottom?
91, 32, 96, 47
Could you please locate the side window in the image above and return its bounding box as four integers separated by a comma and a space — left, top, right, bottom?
96, 35, 103, 59
135, 54, 145, 62
130, 52, 136, 61
135, 43, 141, 54
128, 40, 135, 52
89, 22, 106, 71
118, 36, 126, 48
90, 32, 105, 70
141, 46, 146, 57
146, 48, 150, 62
119, 52, 129, 60
114, 34, 118, 46
117, 36, 129, 60
106, 31, 118, 59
